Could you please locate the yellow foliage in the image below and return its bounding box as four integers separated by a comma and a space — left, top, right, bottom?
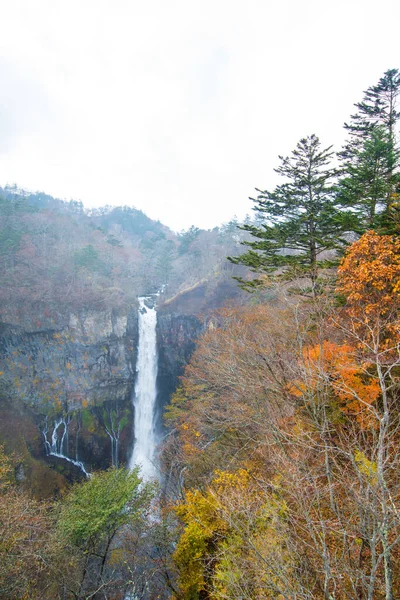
174, 488, 223, 597
354, 450, 378, 486
0, 447, 13, 491
173, 469, 291, 599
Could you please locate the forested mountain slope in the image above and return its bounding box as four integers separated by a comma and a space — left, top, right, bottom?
0, 185, 245, 325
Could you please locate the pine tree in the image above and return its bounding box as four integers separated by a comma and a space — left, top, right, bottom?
342, 69, 400, 153
339, 125, 399, 230
229, 135, 348, 292
339, 69, 400, 231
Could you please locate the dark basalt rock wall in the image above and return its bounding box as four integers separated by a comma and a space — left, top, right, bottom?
0, 310, 134, 408
156, 313, 204, 435
0, 308, 139, 477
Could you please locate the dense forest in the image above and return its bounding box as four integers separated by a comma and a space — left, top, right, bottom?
1, 69, 400, 599
0, 185, 246, 325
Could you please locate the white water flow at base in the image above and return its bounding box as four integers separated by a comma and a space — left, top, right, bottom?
129, 297, 158, 480
42, 418, 90, 478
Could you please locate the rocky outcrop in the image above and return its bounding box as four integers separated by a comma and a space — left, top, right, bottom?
159, 271, 243, 316
0, 309, 134, 407
156, 313, 204, 434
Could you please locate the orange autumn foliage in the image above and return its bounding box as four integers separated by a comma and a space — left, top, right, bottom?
337, 231, 400, 346
291, 341, 381, 427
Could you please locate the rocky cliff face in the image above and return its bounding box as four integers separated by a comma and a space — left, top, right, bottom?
156, 313, 204, 434
0, 298, 203, 486
0, 309, 134, 406
0, 299, 205, 488
0, 308, 139, 477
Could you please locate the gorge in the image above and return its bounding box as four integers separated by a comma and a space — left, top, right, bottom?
0, 185, 244, 491
1, 63, 400, 599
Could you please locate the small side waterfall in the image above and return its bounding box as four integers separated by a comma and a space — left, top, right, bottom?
129, 296, 159, 480
104, 414, 120, 469
42, 417, 90, 477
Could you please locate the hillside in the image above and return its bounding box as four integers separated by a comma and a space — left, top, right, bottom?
0, 185, 247, 326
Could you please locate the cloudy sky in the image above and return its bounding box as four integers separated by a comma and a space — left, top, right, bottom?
0, 0, 399, 231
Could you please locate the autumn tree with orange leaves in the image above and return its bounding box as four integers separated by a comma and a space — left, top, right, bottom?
166, 231, 400, 600
335, 231, 400, 600
337, 230, 400, 344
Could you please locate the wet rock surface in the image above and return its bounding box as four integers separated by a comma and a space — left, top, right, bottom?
156, 313, 204, 434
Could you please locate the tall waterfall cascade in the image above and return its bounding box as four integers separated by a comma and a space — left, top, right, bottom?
129, 296, 159, 480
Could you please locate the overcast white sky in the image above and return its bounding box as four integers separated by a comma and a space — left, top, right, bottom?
0, 0, 399, 231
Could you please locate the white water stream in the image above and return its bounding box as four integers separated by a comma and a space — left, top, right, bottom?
43, 417, 90, 477
128, 297, 159, 480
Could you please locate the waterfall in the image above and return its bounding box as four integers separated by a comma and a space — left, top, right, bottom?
129, 296, 159, 480
42, 417, 90, 478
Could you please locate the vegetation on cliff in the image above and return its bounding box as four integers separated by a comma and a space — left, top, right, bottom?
165, 69, 400, 600
167, 229, 400, 599
0, 186, 246, 327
